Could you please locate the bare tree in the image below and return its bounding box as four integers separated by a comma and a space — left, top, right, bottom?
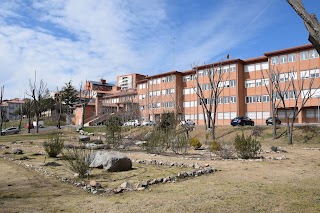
26, 71, 47, 133
261, 67, 288, 140
271, 67, 319, 144
194, 62, 229, 139
287, 0, 320, 54
0, 85, 5, 135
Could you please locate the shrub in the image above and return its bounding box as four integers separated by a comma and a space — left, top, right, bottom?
190, 137, 202, 150
270, 146, 279, 152
217, 143, 234, 159
234, 132, 261, 159
43, 135, 64, 158
169, 132, 189, 154
211, 141, 222, 151
145, 130, 168, 154
63, 148, 94, 178
251, 126, 263, 137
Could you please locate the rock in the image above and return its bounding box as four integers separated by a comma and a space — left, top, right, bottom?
135, 141, 147, 146
90, 180, 98, 187
12, 148, 23, 154
120, 181, 133, 189
89, 151, 132, 172
79, 136, 90, 142
85, 143, 98, 150
113, 188, 123, 194
88, 133, 94, 136
136, 187, 145, 191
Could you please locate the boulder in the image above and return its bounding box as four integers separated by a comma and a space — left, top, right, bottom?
85, 143, 98, 150
12, 148, 23, 154
89, 151, 132, 172
79, 136, 90, 142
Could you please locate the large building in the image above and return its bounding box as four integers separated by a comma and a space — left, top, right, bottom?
0, 99, 25, 121
77, 44, 320, 126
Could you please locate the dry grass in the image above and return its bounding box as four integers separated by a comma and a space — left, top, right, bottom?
0, 125, 320, 212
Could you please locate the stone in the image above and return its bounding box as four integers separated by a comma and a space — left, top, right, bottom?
79, 136, 90, 142
88, 133, 94, 136
136, 187, 145, 191
90, 180, 98, 187
12, 148, 23, 154
89, 151, 132, 172
85, 143, 98, 150
120, 181, 133, 189
113, 188, 123, 194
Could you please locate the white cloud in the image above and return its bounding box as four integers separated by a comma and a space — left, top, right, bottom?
0, 0, 274, 99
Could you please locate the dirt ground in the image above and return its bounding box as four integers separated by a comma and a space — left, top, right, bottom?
0, 147, 320, 212
1, 143, 320, 213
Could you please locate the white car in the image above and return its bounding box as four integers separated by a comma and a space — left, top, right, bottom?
141, 121, 156, 126
123, 120, 140, 126
180, 119, 195, 127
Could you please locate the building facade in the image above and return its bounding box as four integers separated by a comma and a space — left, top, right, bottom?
79, 44, 320, 126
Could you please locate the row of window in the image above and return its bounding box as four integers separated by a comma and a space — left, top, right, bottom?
245, 111, 271, 119
200, 96, 237, 105
245, 95, 270, 103
271, 49, 319, 65
140, 102, 176, 110
198, 64, 236, 76
198, 80, 236, 90
245, 78, 269, 88
244, 62, 269, 72
300, 69, 320, 79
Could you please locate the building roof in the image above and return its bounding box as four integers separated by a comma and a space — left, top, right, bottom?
145, 70, 182, 79
264, 44, 313, 57
243, 56, 268, 64
88, 80, 115, 87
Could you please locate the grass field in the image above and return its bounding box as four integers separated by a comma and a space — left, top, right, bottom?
0, 124, 320, 212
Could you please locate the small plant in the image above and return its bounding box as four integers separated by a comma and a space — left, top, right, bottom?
145, 130, 168, 154
211, 141, 222, 151
217, 143, 234, 159
63, 148, 94, 178
43, 135, 64, 158
270, 146, 279, 152
234, 132, 261, 159
251, 126, 263, 137
190, 137, 202, 150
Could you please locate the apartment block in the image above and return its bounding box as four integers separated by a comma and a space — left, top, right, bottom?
78, 44, 320, 126
0, 99, 25, 121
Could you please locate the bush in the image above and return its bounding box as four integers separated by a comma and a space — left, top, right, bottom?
63, 148, 94, 178
251, 126, 263, 137
270, 146, 279, 152
145, 130, 168, 154
234, 132, 261, 159
211, 141, 222, 151
190, 137, 202, 150
217, 143, 234, 159
43, 135, 64, 158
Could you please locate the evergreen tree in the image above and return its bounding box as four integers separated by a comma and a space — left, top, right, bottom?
60, 80, 79, 107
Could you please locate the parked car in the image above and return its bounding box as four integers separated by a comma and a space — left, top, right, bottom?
1, 127, 20, 135
231, 116, 254, 126
123, 120, 140, 127
141, 120, 156, 126
180, 119, 195, 128
266, 117, 281, 125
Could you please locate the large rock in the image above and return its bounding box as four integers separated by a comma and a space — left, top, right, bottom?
89, 151, 132, 172
79, 136, 90, 142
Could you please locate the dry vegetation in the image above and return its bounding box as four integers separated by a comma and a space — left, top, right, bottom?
1, 124, 320, 213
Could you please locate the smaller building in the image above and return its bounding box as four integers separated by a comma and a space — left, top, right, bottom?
0, 99, 25, 121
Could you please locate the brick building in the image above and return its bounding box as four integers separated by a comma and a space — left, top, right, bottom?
77, 44, 320, 126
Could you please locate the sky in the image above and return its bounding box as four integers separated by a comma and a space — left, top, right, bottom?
1, 0, 320, 99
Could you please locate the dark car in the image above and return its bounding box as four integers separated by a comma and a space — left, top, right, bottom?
266, 117, 281, 125
231, 116, 254, 126
1, 127, 20, 135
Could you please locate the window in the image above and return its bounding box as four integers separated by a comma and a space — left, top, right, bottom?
255, 63, 261, 71
230, 64, 236, 72
261, 62, 269, 70
223, 66, 229, 73
230, 79, 236, 87
309, 49, 319, 59
262, 78, 269, 86
262, 95, 270, 102
246, 112, 256, 119
224, 112, 230, 120
288, 53, 296, 62
162, 88, 175, 95
224, 81, 230, 88
310, 69, 320, 78
256, 95, 261, 102
271, 57, 279, 65
244, 64, 255, 72
230, 96, 236, 103
300, 70, 309, 79
198, 70, 204, 76
306, 109, 316, 118
300, 51, 309, 60
289, 90, 297, 99
162, 102, 174, 108
162, 76, 175, 83
223, 96, 229, 104
218, 97, 223, 104
245, 96, 256, 103
280, 55, 287, 64
139, 94, 146, 100
256, 79, 261, 87
245, 80, 255, 88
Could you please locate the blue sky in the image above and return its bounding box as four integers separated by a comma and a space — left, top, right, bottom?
0, 0, 319, 99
